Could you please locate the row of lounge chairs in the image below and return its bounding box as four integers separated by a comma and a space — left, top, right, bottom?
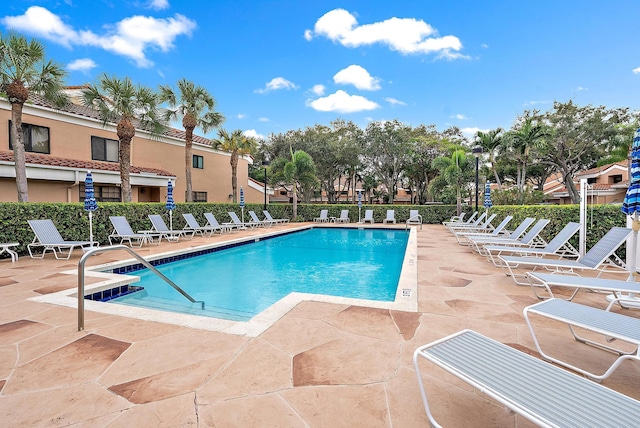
416, 216, 640, 425
24, 210, 290, 258
313, 209, 422, 227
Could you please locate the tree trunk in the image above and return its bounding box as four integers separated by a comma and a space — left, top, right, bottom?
117, 118, 136, 202
184, 126, 194, 202
230, 151, 238, 203
292, 184, 298, 220
10, 102, 29, 202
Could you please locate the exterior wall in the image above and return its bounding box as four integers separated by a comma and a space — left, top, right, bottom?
0, 100, 263, 204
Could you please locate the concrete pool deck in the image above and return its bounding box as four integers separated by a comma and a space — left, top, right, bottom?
0, 223, 639, 426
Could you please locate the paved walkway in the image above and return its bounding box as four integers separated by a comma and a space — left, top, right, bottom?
0, 224, 638, 427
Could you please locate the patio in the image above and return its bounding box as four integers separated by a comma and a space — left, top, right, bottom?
0, 224, 638, 426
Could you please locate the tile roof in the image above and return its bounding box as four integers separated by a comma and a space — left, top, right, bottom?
0, 151, 174, 177
25, 92, 215, 148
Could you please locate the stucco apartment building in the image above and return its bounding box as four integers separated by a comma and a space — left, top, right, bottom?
543, 161, 629, 205
0, 88, 265, 204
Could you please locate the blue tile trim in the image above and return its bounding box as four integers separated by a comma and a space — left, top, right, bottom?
85, 285, 144, 302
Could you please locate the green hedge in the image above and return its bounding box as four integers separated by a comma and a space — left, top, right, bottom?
0, 202, 629, 259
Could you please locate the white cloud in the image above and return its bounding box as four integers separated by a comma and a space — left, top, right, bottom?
149, 0, 170, 10
237, 113, 246, 119
634, 67, 640, 74
576, 86, 588, 91
67, 58, 97, 73
243, 129, 266, 141
384, 97, 406, 106
306, 8, 465, 59
307, 90, 380, 113
523, 100, 550, 107
1, 6, 196, 68
333, 65, 381, 90
255, 77, 298, 94
258, 117, 270, 122
481, 43, 489, 48
311, 84, 325, 96
460, 127, 489, 141
450, 113, 468, 120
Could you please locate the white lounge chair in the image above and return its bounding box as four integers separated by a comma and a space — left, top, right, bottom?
464, 217, 539, 251
445, 211, 486, 232
149, 214, 192, 241
182, 213, 223, 236
109, 216, 159, 247
499, 226, 631, 285
448, 213, 496, 234
453, 215, 513, 244
263, 210, 289, 224
361, 209, 374, 224
27, 219, 93, 259
314, 209, 329, 223
383, 209, 396, 224
228, 211, 258, 229
0, 242, 19, 262
332, 209, 350, 223
406, 210, 422, 229
524, 298, 640, 380
413, 329, 640, 427
527, 271, 640, 305
203, 212, 235, 233
442, 211, 476, 227
248, 210, 273, 227
484, 221, 581, 267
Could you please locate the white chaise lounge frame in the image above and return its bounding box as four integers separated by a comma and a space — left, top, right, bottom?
413, 329, 640, 428
524, 298, 640, 380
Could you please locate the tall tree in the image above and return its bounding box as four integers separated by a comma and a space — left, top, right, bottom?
538, 101, 633, 203
0, 32, 68, 202
363, 120, 412, 203
159, 79, 224, 201
215, 129, 256, 203
271, 149, 317, 219
432, 147, 471, 214
83, 75, 165, 202
506, 113, 548, 192
474, 128, 504, 190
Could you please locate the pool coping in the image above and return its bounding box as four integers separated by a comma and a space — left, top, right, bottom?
30, 224, 418, 337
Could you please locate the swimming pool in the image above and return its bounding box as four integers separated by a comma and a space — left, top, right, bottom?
106, 227, 408, 321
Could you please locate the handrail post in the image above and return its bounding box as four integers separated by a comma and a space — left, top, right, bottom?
77, 244, 204, 332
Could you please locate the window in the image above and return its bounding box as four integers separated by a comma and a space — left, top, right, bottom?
192, 155, 204, 169
192, 191, 207, 202
91, 136, 119, 162
8, 121, 50, 154
80, 185, 121, 202
587, 177, 597, 184
612, 174, 623, 184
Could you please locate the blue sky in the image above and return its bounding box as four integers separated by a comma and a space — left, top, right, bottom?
2, 0, 640, 141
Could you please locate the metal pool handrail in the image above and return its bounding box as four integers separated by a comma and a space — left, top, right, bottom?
77, 245, 204, 331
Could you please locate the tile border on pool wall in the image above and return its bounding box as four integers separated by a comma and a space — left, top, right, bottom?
29, 224, 417, 337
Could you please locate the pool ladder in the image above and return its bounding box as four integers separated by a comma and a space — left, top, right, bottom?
77, 245, 205, 331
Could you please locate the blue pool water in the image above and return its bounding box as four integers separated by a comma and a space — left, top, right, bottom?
110, 227, 408, 321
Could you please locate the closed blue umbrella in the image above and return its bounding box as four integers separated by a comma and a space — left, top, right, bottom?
483, 181, 493, 210
84, 171, 98, 245
166, 180, 176, 230
620, 128, 640, 302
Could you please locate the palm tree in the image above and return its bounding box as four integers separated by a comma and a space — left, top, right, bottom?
159, 79, 224, 201
507, 116, 548, 191
432, 148, 469, 215
83, 75, 165, 202
0, 32, 68, 202
215, 129, 256, 203
474, 128, 504, 190
271, 148, 317, 220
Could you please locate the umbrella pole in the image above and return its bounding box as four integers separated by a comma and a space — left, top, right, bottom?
169, 210, 173, 231
89, 211, 94, 245
241, 207, 244, 224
